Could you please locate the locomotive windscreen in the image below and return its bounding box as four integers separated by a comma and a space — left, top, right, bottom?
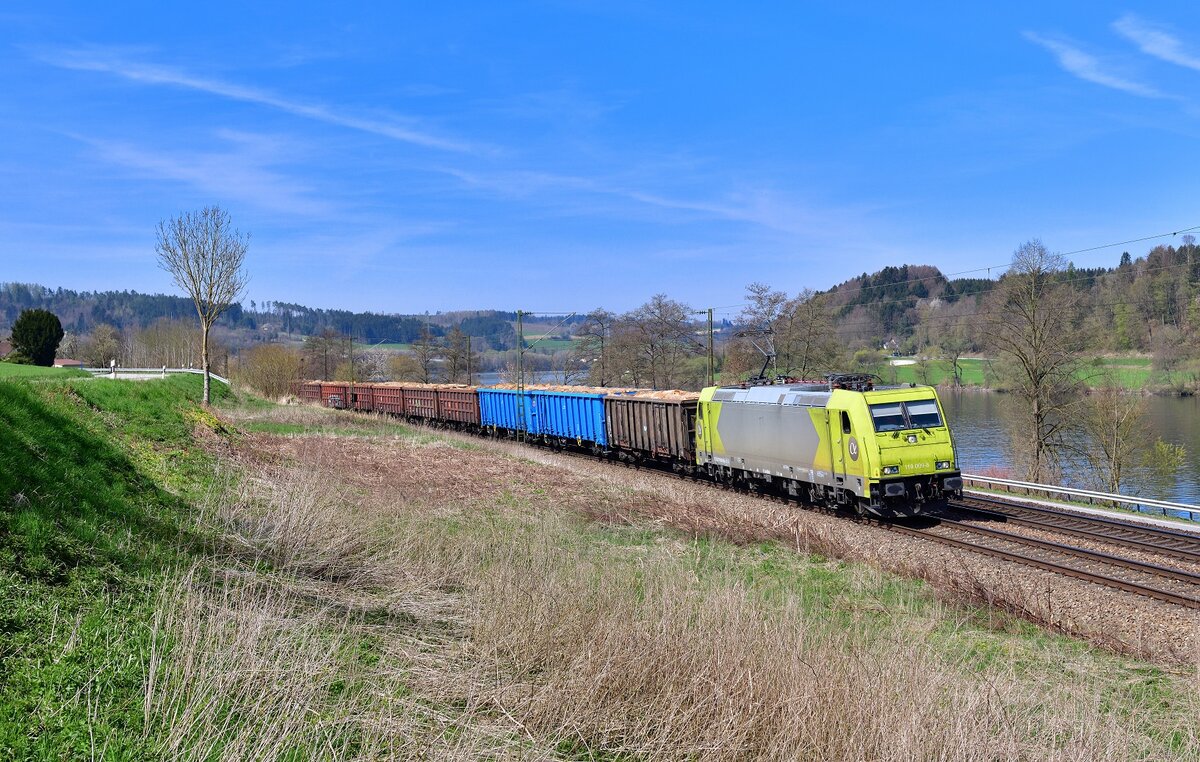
905, 399, 942, 428
870, 403, 906, 431
870, 399, 943, 431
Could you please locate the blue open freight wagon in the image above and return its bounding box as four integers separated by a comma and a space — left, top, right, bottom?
478, 388, 608, 446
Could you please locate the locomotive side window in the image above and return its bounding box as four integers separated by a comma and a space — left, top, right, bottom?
841, 411, 852, 434
869, 403, 906, 431
905, 399, 942, 428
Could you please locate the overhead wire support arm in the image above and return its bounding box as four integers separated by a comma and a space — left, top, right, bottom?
734, 324, 778, 384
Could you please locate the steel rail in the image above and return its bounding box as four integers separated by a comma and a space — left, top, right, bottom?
884, 523, 1200, 611
934, 517, 1200, 587
952, 496, 1200, 563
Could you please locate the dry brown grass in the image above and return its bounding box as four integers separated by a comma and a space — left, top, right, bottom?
144, 426, 1200, 760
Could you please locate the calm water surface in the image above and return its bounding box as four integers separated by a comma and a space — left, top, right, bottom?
942, 392, 1200, 505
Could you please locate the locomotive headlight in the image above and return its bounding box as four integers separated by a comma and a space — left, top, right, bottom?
882, 465, 900, 475
936, 460, 951, 470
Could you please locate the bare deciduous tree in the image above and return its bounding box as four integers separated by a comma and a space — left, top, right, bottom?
82, 323, 125, 368
303, 329, 345, 381
388, 353, 423, 381
155, 206, 249, 404
411, 322, 441, 383
987, 240, 1082, 482
731, 284, 843, 382
615, 295, 704, 389
236, 344, 301, 399
1080, 383, 1148, 495
129, 318, 199, 368
443, 325, 476, 383
574, 308, 616, 386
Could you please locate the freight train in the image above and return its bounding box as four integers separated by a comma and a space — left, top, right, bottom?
290, 375, 963, 517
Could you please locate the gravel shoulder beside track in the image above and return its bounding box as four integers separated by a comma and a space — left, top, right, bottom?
251, 426, 1200, 664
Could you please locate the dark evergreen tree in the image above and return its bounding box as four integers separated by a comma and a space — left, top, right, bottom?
11, 308, 64, 366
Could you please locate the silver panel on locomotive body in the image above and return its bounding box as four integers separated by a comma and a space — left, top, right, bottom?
699, 386, 847, 492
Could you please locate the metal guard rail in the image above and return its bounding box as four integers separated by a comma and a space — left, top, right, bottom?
84, 367, 231, 386
962, 473, 1200, 523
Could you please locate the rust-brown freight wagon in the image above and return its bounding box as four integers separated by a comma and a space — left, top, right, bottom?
604, 390, 700, 465
392, 384, 481, 426
372, 384, 405, 415
349, 383, 377, 413
319, 382, 350, 409
292, 381, 322, 404
401, 386, 439, 419
437, 387, 481, 425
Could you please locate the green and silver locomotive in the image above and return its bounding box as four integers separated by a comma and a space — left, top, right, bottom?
694, 375, 962, 517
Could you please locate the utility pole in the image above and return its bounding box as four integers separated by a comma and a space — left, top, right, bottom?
707, 307, 715, 387
515, 310, 525, 443
466, 335, 472, 384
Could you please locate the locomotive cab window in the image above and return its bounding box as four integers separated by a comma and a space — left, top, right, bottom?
869, 399, 943, 432
841, 411, 852, 434
905, 399, 942, 428
869, 403, 906, 431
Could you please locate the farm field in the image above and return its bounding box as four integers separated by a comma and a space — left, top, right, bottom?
886, 355, 1188, 391
3, 373, 1200, 758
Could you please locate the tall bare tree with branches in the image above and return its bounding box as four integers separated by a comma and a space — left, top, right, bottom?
987, 239, 1082, 482
573, 308, 616, 386
732, 283, 842, 382
155, 206, 249, 404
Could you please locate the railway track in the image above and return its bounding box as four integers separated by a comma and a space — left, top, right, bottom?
888, 518, 1200, 611
948, 495, 1200, 564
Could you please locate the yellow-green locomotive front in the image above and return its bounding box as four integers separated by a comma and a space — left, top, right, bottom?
694, 382, 962, 517
855, 386, 962, 512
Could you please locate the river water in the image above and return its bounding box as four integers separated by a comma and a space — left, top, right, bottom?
942, 392, 1200, 505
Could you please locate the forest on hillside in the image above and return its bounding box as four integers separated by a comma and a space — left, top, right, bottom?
4, 238, 1199, 390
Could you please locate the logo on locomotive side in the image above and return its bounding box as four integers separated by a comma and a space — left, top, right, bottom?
848, 436, 859, 461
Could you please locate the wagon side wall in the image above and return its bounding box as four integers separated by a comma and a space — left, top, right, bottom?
319, 382, 349, 409
531, 391, 607, 445
479, 389, 524, 431
402, 387, 439, 419
437, 388, 481, 425
605, 397, 697, 461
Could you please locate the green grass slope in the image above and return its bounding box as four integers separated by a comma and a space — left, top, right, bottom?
0, 362, 90, 379
0, 375, 227, 758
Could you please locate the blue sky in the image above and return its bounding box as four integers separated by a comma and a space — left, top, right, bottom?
3, 3, 1200, 316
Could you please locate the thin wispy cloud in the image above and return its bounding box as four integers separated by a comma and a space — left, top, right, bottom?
1023, 31, 1162, 98
440, 166, 865, 239
40, 47, 480, 153
81, 132, 333, 217
1114, 14, 1200, 72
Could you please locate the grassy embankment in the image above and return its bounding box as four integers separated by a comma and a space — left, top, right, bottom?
0, 362, 90, 379
0, 374, 228, 757
4, 374, 1200, 758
